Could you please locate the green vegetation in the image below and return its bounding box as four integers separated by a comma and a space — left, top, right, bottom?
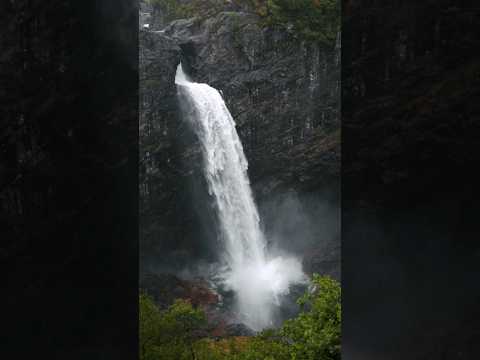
140, 295, 206, 360
280, 274, 341, 359
146, 0, 194, 20
140, 274, 341, 360
146, 0, 225, 21
146, 0, 339, 44
259, 0, 340, 44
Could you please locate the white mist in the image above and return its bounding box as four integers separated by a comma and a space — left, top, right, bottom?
175, 64, 305, 330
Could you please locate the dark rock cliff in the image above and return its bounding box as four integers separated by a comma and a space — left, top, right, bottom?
139, 2, 340, 280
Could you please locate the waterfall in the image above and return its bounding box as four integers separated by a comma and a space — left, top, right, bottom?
175, 64, 305, 330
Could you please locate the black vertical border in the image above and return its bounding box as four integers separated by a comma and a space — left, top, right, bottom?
1, 1, 139, 358
342, 1, 480, 359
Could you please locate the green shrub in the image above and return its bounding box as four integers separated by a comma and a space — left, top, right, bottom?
139, 274, 341, 359
280, 274, 341, 360
139, 294, 206, 360
255, 0, 340, 44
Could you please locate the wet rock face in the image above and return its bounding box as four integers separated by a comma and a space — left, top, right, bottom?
140, 26, 219, 273
139, 29, 182, 268
303, 242, 341, 281
140, 273, 219, 310
139, 4, 340, 278
139, 0, 169, 30
164, 12, 340, 196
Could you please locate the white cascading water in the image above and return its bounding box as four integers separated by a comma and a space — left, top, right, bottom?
175, 64, 305, 330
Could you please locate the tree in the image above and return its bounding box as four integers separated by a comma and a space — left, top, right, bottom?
161, 299, 207, 359
139, 294, 206, 360
197, 274, 341, 360
139, 292, 163, 360
281, 274, 341, 360
139, 274, 340, 360
235, 330, 291, 360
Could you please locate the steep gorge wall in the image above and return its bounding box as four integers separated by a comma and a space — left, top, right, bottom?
139, 2, 340, 278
